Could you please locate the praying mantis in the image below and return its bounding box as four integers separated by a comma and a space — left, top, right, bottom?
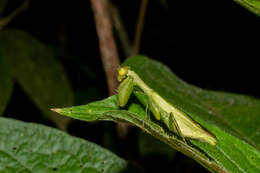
117, 66, 216, 146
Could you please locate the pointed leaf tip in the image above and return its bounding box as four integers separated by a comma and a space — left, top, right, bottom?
51, 108, 61, 114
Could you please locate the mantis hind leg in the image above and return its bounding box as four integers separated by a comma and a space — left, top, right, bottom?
140, 103, 149, 132
145, 102, 151, 121
169, 112, 187, 144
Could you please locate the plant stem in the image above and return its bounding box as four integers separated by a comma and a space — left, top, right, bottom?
90, 0, 120, 96
0, 0, 30, 30
109, 3, 132, 57
132, 0, 148, 55
90, 0, 130, 138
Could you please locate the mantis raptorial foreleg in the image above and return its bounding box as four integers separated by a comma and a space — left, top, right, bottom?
118, 76, 134, 107
145, 102, 149, 120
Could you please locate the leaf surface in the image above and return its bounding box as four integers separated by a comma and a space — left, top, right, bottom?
0, 117, 127, 173
55, 56, 260, 173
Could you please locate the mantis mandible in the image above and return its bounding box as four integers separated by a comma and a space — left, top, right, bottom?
117, 66, 216, 145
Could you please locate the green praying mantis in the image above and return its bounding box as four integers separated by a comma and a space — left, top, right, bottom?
117, 66, 217, 146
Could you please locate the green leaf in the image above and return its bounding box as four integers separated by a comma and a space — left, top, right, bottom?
54, 56, 260, 173
52, 95, 119, 122
234, 0, 260, 16
0, 30, 74, 130
124, 56, 260, 148
0, 55, 13, 116
0, 117, 127, 173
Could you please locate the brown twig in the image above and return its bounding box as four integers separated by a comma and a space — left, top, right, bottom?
90, 0, 120, 96
0, 0, 30, 30
109, 3, 132, 57
132, 0, 148, 55
91, 0, 131, 139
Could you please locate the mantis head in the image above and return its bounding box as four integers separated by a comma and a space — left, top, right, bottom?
117, 66, 130, 82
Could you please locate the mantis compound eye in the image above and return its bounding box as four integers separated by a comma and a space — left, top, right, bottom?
117, 66, 130, 82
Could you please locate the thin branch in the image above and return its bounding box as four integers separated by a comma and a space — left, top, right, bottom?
0, 0, 30, 30
132, 0, 148, 55
109, 3, 132, 57
91, 0, 130, 139
90, 0, 120, 96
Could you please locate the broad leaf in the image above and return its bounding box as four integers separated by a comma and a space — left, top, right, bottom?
123, 56, 260, 149
0, 117, 127, 173
54, 56, 260, 173
0, 55, 13, 116
0, 30, 74, 130
234, 0, 260, 16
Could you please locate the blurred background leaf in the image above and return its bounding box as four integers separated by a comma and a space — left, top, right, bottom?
0, 0, 8, 15
0, 55, 13, 116
0, 30, 74, 130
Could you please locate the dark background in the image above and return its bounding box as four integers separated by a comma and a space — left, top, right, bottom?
2, 0, 260, 172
